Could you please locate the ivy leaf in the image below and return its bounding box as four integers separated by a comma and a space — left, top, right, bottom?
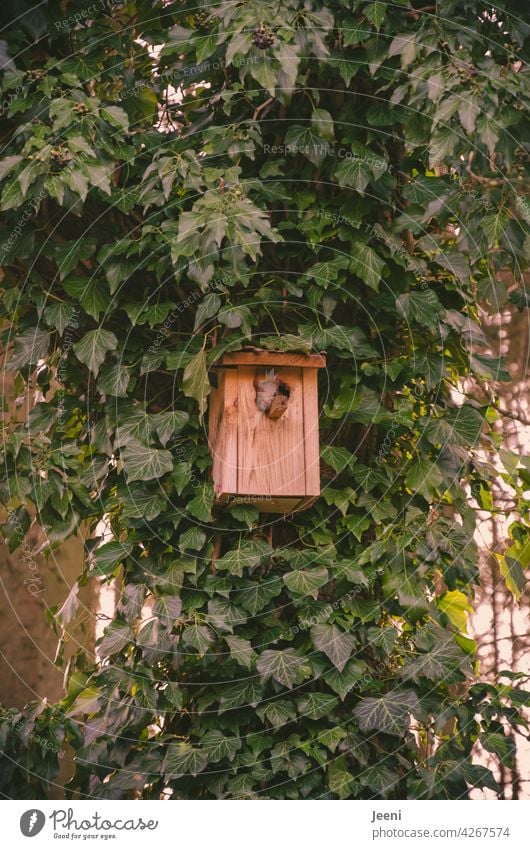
98, 622, 133, 657
164, 742, 208, 778
152, 410, 189, 447
56, 581, 80, 627
359, 765, 400, 795
325, 659, 367, 700
114, 409, 152, 447
153, 595, 182, 625
335, 157, 371, 193
349, 245, 386, 291
364, 1, 387, 31
179, 526, 207, 551
182, 623, 215, 656
218, 679, 261, 714
283, 566, 329, 599
458, 93, 481, 134
256, 648, 307, 689
100, 105, 129, 130
284, 125, 331, 166
406, 456, 443, 501
311, 623, 356, 672
456, 762, 500, 793
259, 334, 313, 354
396, 290, 443, 328
319, 727, 347, 753
400, 640, 468, 683
44, 302, 78, 336
425, 406, 485, 448
8, 328, 50, 370
63, 278, 109, 321
194, 293, 221, 330
256, 700, 296, 727
321, 445, 356, 473
229, 503, 259, 528
67, 686, 101, 717
480, 732, 516, 767
73, 328, 118, 376
97, 363, 130, 397
183, 349, 210, 419
217, 539, 272, 577
201, 730, 241, 763
188, 482, 214, 522
218, 304, 252, 330
437, 590, 472, 632
93, 541, 133, 576
496, 539, 530, 601
328, 756, 355, 799
297, 692, 338, 720
0, 154, 23, 181
367, 626, 399, 655
121, 439, 173, 482
224, 635, 255, 670
353, 690, 421, 736
237, 576, 282, 614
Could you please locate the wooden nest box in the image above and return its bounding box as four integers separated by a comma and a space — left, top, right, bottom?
208, 350, 326, 513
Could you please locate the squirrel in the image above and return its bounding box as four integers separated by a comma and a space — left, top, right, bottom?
254, 369, 289, 419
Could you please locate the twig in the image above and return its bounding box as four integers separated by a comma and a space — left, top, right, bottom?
253, 97, 274, 121
211, 533, 222, 574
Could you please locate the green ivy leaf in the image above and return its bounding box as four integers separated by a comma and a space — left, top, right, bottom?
283, 566, 329, 599
97, 363, 130, 397
182, 623, 215, 656
201, 730, 241, 763
183, 350, 210, 420
120, 486, 167, 520
98, 622, 133, 657
328, 756, 355, 799
335, 157, 371, 193
217, 539, 272, 577
164, 742, 208, 778
396, 290, 443, 328
93, 541, 134, 576
406, 456, 443, 501
73, 328, 118, 376
437, 590, 472, 633
349, 245, 386, 291
311, 623, 356, 672
297, 692, 338, 720
353, 690, 421, 736
188, 482, 214, 522
121, 439, 173, 482
224, 635, 255, 670
179, 526, 207, 551
256, 648, 308, 689
8, 328, 50, 370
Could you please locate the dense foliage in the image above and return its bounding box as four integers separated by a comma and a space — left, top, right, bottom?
1, 0, 529, 799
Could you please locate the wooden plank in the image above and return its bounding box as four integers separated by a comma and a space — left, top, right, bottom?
208, 371, 223, 492
210, 369, 238, 497
218, 494, 305, 514
218, 351, 326, 369
238, 366, 306, 496
302, 368, 320, 496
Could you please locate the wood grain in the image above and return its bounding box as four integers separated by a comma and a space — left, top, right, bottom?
218, 351, 326, 369
238, 366, 306, 496
302, 368, 321, 495
209, 368, 238, 496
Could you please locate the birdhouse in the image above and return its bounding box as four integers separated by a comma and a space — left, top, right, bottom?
208, 350, 326, 513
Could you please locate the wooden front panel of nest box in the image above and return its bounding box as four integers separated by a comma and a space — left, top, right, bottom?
208, 352, 325, 513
